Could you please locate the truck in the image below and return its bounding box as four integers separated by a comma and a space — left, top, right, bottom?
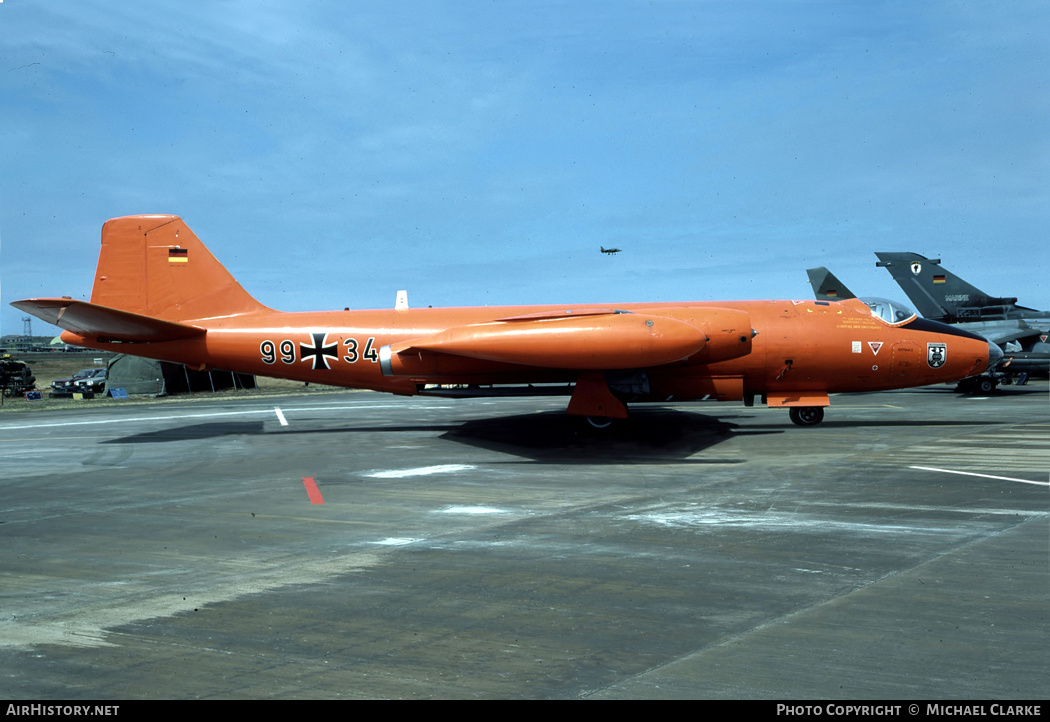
0, 355, 36, 397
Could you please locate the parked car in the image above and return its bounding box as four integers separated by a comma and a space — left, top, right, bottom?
73, 368, 107, 394
52, 368, 105, 394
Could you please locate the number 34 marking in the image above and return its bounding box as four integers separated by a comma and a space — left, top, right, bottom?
341, 337, 378, 364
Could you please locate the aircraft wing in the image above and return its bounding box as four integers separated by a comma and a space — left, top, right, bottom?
391, 312, 706, 369
383, 306, 754, 372
493, 308, 625, 322
12, 298, 206, 342
963, 320, 1047, 347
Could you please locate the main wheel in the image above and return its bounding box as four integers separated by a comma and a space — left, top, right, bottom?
789, 406, 824, 427
974, 377, 996, 394
584, 415, 615, 429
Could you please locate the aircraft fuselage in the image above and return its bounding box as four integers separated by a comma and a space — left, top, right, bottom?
59, 297, 991, 406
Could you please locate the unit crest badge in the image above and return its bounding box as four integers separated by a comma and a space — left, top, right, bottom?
927, 342, 947, 368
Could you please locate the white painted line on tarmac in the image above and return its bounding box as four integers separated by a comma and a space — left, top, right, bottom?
0, 408, 277, 431
909, 465, 1049, 487
366, 464, 476, 479
372, 538, 422, 546
0, 402, 454, 432
274, 407, 288, 426
272, 403, 454, 413
437, 506, 507, 515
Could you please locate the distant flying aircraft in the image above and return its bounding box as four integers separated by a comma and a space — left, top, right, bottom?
14, 215, 997, 427
600, 246, 621, 255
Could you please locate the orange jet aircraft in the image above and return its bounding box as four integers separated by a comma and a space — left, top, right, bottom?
13, 215, 1001, 427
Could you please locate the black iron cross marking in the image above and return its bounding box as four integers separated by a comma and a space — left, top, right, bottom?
300, 332, 339, 370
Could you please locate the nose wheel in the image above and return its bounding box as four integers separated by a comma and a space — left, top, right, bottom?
789, 406, 825, 427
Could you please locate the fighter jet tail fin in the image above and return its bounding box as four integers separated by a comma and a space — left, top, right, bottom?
806, 267, 856, 301
875, 252, 1015, 322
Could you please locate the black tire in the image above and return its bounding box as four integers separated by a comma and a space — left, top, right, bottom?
975, 377, 996, 394
789, 406, 824, 427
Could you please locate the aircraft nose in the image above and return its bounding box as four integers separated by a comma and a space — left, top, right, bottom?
987, 341, 1004, 370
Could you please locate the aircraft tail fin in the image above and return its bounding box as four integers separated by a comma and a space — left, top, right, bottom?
806, 267, 856, 301
874, 252, 1015, 321
89, 215, 270, 323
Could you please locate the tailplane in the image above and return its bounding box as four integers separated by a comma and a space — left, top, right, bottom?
90, 215, 270, 322
10, 297, 206, 343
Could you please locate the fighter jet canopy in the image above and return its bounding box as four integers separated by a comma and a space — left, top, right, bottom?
861, 297, 917, 325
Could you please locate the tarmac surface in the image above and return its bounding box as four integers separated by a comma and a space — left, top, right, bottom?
0, 383, 1047, 699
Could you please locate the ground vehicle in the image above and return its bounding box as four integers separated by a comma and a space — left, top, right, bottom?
52, 368, 103, 394
73, 368, 107, 394
0, 355, 36, 397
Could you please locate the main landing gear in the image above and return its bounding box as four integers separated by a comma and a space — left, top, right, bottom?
788, 406, 825, 427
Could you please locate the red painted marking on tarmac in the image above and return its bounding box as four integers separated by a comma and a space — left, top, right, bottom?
302, 477, 325, 504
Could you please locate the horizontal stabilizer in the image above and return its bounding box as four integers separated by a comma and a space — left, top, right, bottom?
12, 298, 206, 342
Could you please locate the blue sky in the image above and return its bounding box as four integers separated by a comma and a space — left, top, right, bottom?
2, 0, 1047, 337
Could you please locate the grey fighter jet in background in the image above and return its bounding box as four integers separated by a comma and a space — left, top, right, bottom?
874, 252, 1049, 381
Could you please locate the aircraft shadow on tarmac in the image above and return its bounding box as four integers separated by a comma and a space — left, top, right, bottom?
104, 421, 268, 443
430, 409, 1000, 463
436, 409, 773, 464
102, 409, 773, 464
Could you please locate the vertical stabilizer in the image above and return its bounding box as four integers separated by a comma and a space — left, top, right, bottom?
806, 267, 857, 301
874, 252, 1015, 321
90, 215, 270, 322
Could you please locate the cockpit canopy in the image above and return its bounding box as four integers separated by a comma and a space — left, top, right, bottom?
861, 297, 917, 325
